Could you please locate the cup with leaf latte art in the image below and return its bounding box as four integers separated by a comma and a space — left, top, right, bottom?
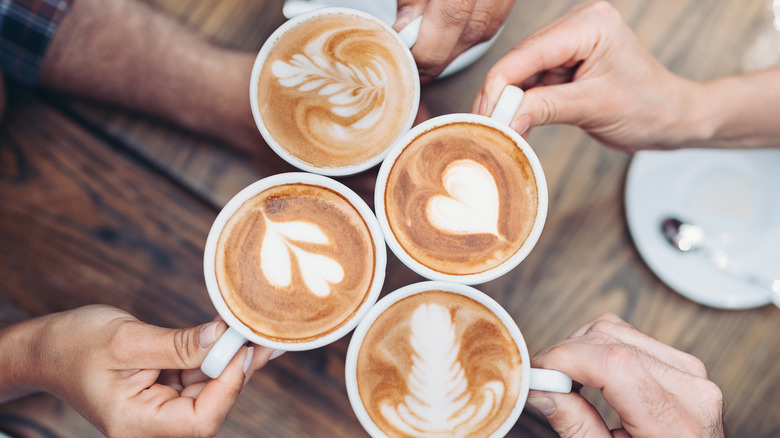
200, 173, 386, 379
345, 281, 572, 438
251, 7, 420, 176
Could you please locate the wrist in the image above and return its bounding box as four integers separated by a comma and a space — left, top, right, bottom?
667, 71, 780, 149
660, 76, 718, 148
0, 317, 46, 402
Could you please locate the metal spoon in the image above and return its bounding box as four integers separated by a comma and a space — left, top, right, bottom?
661, 217, 780, 307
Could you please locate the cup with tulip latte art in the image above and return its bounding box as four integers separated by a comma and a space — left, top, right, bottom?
251, 7, 420, 176
200, 173, 386, 378
375, 86, 548, 284
345, 281, 572, 438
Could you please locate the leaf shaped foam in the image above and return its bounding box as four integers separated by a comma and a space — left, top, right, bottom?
379, 303, 506, 436
260, 216, 343, 297
270, 51, 386, 129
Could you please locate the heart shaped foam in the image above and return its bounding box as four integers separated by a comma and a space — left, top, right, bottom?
426, 160, 500, 236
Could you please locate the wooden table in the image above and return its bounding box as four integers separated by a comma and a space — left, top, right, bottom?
1, 0, 779, 436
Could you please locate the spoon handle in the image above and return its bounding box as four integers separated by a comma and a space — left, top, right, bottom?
705, 250, 780, 307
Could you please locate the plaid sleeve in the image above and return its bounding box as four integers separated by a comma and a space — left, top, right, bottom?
0, 0, 73, 86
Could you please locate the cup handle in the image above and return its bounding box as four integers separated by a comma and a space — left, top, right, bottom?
397, 16, 422, 48
529, 368, 573, 393
489, 85, 524, 127
201, 326, 247, 379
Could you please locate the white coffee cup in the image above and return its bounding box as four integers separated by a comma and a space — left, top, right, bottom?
201, 173, 387, 378
375, 85, 548, 284
345, 281, 572, 438
250, 7, 422, 176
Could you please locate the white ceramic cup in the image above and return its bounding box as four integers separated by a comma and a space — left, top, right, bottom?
345, 281, 572, 438
250, 7, 422, 176
200, 173, 387, 378
375, 85, 548, 284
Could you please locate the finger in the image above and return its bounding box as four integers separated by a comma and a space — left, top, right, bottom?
527, 391, 611, 438
572, 314, 708, 378
157, 369, 183, 392
181, 368, 211, 388
114, 319, 228, 370
533, 340, 679, 433
145, 346, 249, 437
393, 0, 427, 32
413, 0, 477, 76
446, 0, 513, 60
181, 381, 207, 399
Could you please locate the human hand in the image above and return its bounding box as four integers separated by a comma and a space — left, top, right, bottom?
393, 0, 515, 83
527, 313, 724, 437
474, 1, 707, 152
18, 305, 276, 438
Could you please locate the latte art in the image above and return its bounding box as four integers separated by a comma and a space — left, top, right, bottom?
427, 160, 501, 236
260, 216, 344, 297
215, 183, 375, 343
356, 290, 523, 438
384, 122, 538, 276
257, 13, 416, 169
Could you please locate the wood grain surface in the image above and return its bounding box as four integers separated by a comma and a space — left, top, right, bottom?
2, 0, 780, 437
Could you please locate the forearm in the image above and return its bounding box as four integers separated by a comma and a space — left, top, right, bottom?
39, 0, 259, 152
674, 67, 780, 149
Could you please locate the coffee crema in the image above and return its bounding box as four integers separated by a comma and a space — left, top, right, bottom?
215, 183, 375, 343
356, 290, 523, 438
257, 13, 416, 169
384, 122, 538, 276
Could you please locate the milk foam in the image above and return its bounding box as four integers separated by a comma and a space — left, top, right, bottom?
260, 216, 344, 297
426, 160, 500, 237
378, 303, 504, 435
271, 29, 388, 134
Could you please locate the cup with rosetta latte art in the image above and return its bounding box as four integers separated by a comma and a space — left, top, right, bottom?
200, 173, 386, 378
375, 85, 548, 284
345, 281, 572, 438
250, 7, 421, 176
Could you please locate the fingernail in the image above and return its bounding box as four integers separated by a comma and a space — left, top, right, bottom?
528, 395, 557, 417
478, 91, 487, 115
198, 322, 219, 348
269, 350, 286, 361
243, 346, 255, 375
394, 6, 413, 29
514, 113, 532, 136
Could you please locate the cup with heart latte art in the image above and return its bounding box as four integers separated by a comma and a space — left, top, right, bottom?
200, 173, 386, 378
346, 281, 571, 438
375, 85, 547, 284
251, 7, 421, 176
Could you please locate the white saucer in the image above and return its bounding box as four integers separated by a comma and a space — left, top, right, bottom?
625, 149, 780, 309
282, 0, 501, 78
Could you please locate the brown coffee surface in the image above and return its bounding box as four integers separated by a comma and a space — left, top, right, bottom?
384, 122, 538, 275
215, 183, 375, 343
257, 13, 416, 169
356, 290, 523, 438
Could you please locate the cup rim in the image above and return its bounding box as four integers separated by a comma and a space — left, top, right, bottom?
203, 172, 387, 351
345, 281, 532, 438
249, 7, 421, 176
374, 113, 549, 284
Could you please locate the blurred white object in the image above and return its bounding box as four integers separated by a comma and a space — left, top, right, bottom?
741, 0, 780, 71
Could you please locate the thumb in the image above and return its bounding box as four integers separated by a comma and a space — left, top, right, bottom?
527, 391, 612, 438
119, 320, 228, 370
516, 83, 593, 129
393, 0, 424, 32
